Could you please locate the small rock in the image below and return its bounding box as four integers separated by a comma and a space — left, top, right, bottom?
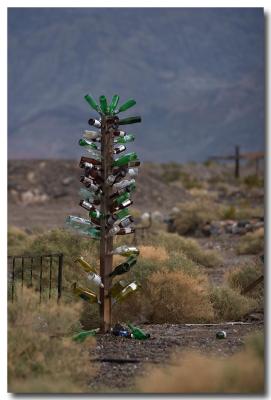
62, 176, 74, 186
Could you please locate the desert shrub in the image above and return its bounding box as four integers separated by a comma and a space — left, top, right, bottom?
147, 232, 222, 268
210, 287, 257, 321
161, 162, 181, 183
179, 171, 203, 189
138, 245, 169, 262
8, 226, 32, 255
8, 288, 95, 393
172, 199, 222, 235
222, 205, 236, 220
227, 263, 263, 294
145, 269, 214, 323
243, 175, 264, 188
226, 263, 264, 307
136, 332, 264, 393
236, 228, 264, 255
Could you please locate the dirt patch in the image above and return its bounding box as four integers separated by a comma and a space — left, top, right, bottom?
88, 322, 263, 392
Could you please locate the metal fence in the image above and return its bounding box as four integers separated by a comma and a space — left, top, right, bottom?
8, 253, 63, 303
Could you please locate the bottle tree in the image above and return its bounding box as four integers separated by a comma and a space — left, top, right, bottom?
66, 93, 141, 333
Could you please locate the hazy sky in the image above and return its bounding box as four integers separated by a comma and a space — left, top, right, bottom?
8, 8, 264, 161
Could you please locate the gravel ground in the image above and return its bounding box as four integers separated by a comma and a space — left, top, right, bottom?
88, 322, 263, 392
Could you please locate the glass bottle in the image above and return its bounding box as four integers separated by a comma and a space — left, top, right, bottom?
115, 99, 136, 114
109, 256, 137, 277
110, 198, 133, 212
88, 118, 101, 128
113, 178, 136, 191
74, 256, 97, 273
111, 245, 140, 257
72, 282, 101, 304
117, 116, 141, 126
79, 188, 101, 205
127, 323, 150, 339
113, 152, 138, 167
83, 130, 101, 140
107, 208, 130, 226
113, 144, 126, 154
87, 271, 104, 288
79, 156, 101, 167
80, 176, 102, 194
99, 95, 108, 115
109, 94, 120, 114
114, 134, 135, 144
84, 94, 100, 113
117, 226, 135, 235
112, 282, 140, 304
109, 280, 128, 297
79, 138, 99, 151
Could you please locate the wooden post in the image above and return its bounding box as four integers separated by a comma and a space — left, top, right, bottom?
99, 115, 113, 333
255, 158, 259, 176
235, 145, 240, 179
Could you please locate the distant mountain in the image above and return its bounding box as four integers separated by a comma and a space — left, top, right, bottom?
8, 8, 264, 161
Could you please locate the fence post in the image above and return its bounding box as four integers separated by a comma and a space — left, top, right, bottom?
57, 254, 63, 303
235, 145, 240, 179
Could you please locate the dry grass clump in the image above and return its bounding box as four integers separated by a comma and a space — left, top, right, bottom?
243, 174, 264, 188
210, 287, 257, 321
226, 262, 264, 304
147, 232, 222, 268
145, 269, 214, 323
236, 228, 264, 255
138, 245, 169, 262
8, 288, 95, 393
136, 332, 264, 393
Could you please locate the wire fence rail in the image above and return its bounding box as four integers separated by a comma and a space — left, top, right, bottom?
8, 253, 63, 303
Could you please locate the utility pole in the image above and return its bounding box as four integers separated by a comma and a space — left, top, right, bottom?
235, 145, 240, 179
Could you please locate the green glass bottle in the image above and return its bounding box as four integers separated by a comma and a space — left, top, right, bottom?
84, 94, 100, 113
109, 94, 120, 114
108, 208, 129, 225
128, 323, 150, 340
99, 95, 108, 114
115, 192, 130, 205
116, 99, 136, 113
72, 329, 99, 342
113, 152, 138, 167
79, 138, 98, 150
114, 134, 135, 144
109, 256, 137, 278
118, 116, 141, 126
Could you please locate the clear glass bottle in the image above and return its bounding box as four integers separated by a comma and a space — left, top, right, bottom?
111, 245, 139, 257
88, 118, 101, 128
83, 130, 101, 140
